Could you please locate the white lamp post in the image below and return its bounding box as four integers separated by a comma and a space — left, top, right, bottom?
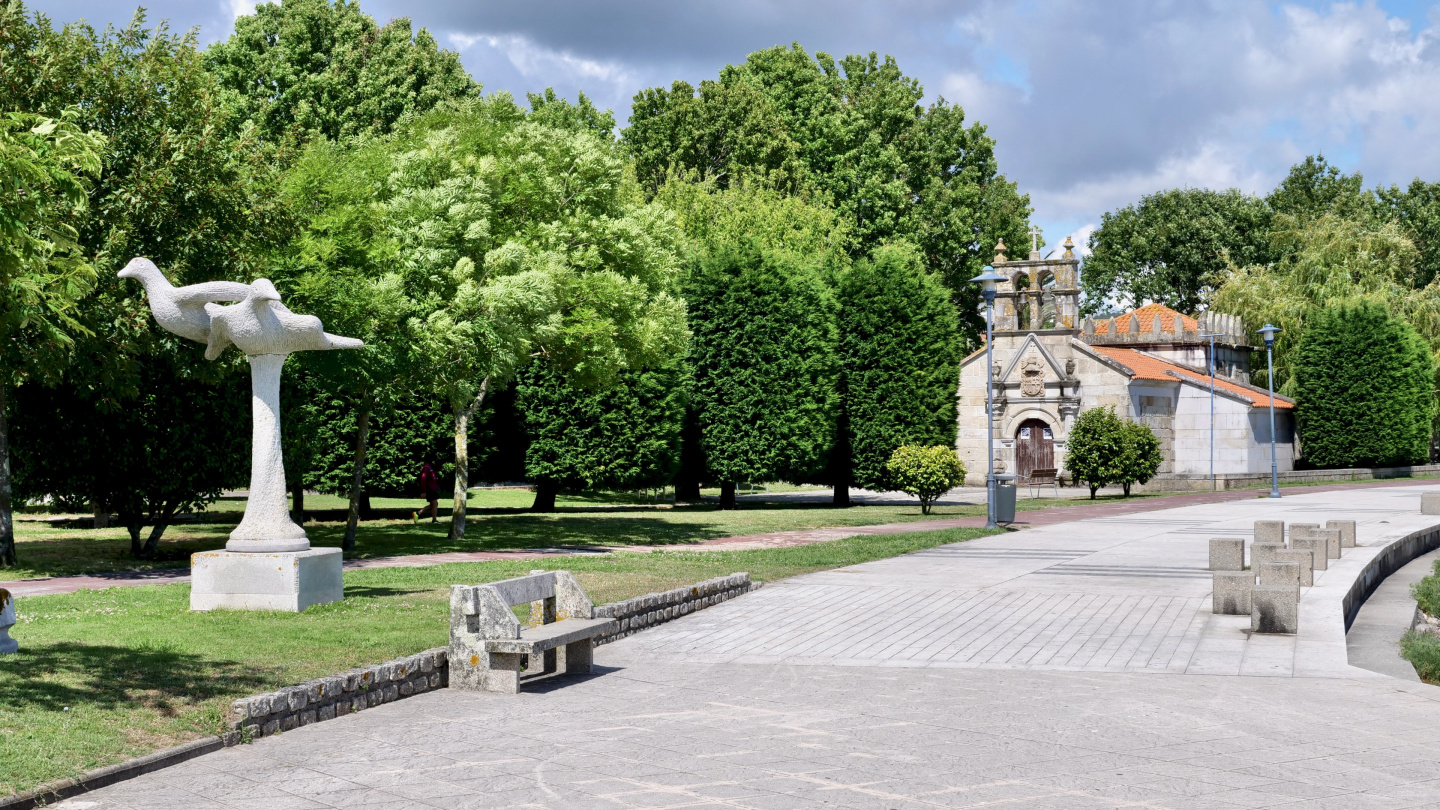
972, 265, 1007, 530
1258, 324, 1282, 498
1199, 330, 1222, 491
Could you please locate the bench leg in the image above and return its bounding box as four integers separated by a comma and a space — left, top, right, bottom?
542, 648, 558, 674
561, 638, 593, 674
480, 652, 523, 694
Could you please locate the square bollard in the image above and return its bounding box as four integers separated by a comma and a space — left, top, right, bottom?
1288, 523, 1320, 543
1252, 584, 1300, 634
1258, 561, 1300, 586
1251, 542, 1285, 573
1423, 492, 1440, 515
1290, 536, 1328, 571
1213, 572, 1253, 615
1317, 527, 1341, 560
1326, 520, 1356, 549
1254, 520, 1285, 545
1273, 548, 1314, 586
1209, 538, 1245, 571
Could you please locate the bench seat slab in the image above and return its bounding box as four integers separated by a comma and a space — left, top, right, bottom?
485, 618, 617, 654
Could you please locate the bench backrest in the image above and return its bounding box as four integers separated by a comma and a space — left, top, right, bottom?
449, 570, 594, 642
1028, 468, 1057, 482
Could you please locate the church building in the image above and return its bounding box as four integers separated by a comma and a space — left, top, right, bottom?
955, 236, 1296, 489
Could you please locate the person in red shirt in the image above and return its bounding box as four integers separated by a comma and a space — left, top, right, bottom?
414, 461, 440, 524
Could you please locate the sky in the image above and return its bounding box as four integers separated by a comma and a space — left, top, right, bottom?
25, 0, 1440, 255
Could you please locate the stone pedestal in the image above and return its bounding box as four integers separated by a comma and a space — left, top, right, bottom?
191, 548, 343, 612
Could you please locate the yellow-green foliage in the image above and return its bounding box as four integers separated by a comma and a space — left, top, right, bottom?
885, 445, 966, 514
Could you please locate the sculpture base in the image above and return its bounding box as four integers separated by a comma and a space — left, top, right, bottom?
190, 548, 343, 612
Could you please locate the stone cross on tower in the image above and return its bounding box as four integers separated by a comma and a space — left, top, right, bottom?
1028, 225, 1043, 258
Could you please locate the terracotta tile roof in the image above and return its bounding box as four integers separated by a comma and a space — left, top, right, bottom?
1092, 346, 1294, 410
1092, 303, 1199, 335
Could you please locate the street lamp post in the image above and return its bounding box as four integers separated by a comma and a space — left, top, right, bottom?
1199, 331, 1222, 491
972, 266, 1007, 530
1258, 324, 1282, 498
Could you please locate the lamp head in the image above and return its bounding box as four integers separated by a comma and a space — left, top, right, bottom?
1257, 324, 1280, 348
971, 265, 1006, 302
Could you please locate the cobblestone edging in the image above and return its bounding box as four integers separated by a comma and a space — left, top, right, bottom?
594, 573, 758, 645
228, 648, 449, 739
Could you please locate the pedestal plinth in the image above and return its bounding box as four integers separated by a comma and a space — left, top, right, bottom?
191, 548, 343, 612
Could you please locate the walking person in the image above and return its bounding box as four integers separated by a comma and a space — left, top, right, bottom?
413, 461, 440, 524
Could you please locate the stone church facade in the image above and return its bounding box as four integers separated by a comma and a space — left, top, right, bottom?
956, 237, 1296, 489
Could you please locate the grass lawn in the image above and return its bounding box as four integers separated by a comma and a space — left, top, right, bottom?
6, 493, 1083, 580
0, 525, 998, 796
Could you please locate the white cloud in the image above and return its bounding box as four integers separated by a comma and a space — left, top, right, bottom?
448, 32, 635, 96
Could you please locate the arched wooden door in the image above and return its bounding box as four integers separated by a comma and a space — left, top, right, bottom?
1015, 418, 1055, 480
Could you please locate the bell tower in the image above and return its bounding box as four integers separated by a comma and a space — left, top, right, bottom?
992, 235, 1080, 335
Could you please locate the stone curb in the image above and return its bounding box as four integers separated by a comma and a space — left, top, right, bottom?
0, 733, 235, 810
594, 573, 759, 645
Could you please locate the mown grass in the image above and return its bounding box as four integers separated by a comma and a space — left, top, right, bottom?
0, 525, 996, 796
5, 490, 1072, 580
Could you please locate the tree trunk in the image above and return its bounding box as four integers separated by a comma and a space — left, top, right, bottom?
343, 395, 373, 552
1089, 484, 1098, 499
450, 377, 489, 541
121, 511, 144, 558
675, 478, 701, 502
719, 481, 737, 510
674, 408, 705, 502
832, 484, 850, 507
290, 481, 306, 525
0, 384, 14, 567
92, 499, 109, 529
531, 479, 559, 512
1122, 482, 1132, 497
141, 502, 175, 558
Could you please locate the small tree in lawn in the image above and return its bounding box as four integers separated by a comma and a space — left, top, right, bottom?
885, 445, 965, 515
1117, 420, 1163, 497
1065, 406, 1126, 499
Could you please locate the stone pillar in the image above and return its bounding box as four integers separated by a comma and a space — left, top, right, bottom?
229, 354, 309, 553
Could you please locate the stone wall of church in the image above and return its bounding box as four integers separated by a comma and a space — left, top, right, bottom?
1172, 385, 1295, 475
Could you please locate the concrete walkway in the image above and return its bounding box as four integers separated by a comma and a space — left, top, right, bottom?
47, 485, 1440, 809
1347, 548, 1440, 681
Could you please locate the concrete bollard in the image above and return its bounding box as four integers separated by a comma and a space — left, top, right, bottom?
1290, 536, 1328, 572
1288, 523, 1320, 543
1326, 520, 1356, 549
1252, 584, 1300, 634
1209, 538, 1246, 571
1273, 548, 1314, 587
1424, 492, 1440, 515
1251, 542, 1285, 573
0, 589, 15, 655
1254, 520, 1285, 545
1213, 572, 1254, 615
1258, 561, 1300, 587
1317, 528, 1341, 560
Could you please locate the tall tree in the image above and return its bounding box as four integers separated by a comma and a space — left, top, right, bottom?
685, 240, 839, 508
1082, 188, 1273, 314
1378, 179, 1440, 289
206, 0, 476, 142
1292, 302, 1435, 468
1, 7, 288, 555
0, 110, 103, 566
625, 43, 1030, 337
1266, 155, 1377, 225
829, 242, 963, 505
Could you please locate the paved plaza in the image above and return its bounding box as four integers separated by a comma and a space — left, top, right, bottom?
56, 485, 1440, 809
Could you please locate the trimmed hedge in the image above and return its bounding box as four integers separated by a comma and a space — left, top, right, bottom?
1292, 302, 1435, 468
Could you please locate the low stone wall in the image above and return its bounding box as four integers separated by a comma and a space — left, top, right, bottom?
1137, 463, 1440, 493
1343, 526, 1440, 631
229, 648, 448, 739
594, 573, 757, 645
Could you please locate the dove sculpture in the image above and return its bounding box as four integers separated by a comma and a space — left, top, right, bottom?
120, 260, 363, 553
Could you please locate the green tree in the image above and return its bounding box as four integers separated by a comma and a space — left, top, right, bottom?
1378, 179, 1440, 289
1, 7, 288, 553
1210, 215, 1440, 392
884, 445, 965, 515
1116, 420, 1163, 497
1292, 302, 1435, 468
684, 240, 839, 508
1065, 406, 1128, 499
1266, 155, 1378, 225
517, 359, 685, 510
1083, 188, 1273, 314
205, 0, 476, 142
0, 110, 103, 566
626, 43, 1031, 335
829, 242, 962, 505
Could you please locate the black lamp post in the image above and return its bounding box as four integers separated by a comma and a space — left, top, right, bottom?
1258, 324, 1282, 498
972, 265, 1007, 529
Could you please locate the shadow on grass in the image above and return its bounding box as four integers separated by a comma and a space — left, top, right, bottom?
0, 642, 276, 714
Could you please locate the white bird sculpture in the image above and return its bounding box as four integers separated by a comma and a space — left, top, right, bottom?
117, 258, 252, 344
203, 278, 364, 360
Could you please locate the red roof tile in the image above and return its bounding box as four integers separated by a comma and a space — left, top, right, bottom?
1092, 303, 1199, 335
1092, 346, 1293, 410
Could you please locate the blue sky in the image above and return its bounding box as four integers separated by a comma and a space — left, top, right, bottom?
24, 0, 1440, 254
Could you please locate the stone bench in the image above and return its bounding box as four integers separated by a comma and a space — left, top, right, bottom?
448, 571, 617, 694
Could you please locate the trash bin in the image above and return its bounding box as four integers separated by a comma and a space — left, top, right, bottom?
993, 474, 1017, 525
